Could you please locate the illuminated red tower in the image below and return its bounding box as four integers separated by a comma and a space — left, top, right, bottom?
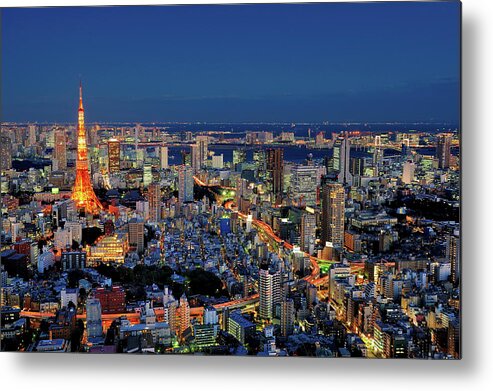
71, 82, 103, 214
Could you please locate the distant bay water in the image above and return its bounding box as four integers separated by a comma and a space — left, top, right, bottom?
166, 144, 459, 165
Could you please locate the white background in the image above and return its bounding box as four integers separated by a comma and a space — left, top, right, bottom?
0, 1, 491, 390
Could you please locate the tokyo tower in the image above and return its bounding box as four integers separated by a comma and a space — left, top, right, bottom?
71, 82, 103, 214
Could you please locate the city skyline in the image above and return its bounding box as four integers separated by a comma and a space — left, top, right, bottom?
1, 2, 460, 358
2, 2, 460, 123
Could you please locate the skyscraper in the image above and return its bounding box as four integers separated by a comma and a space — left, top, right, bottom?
280, 298, 295, 336
108, 138, 121, 174
162, 287, 178, 333
300, 211, 317, 254
436, 133, 452, 169
266, 148, 284, 200
28, 124, 37, 146
148, 183, 161, 222
373, 135, 384, 176
402, 161, 416, 184
178, 165, 194, 203
321, 180, 345, 248
333, 133, 352, 186
71, 82, 103, 214
89, 125, 99, 146
190, 144, 200, 171
160, 145, 168, 170
196, 135, 209, 168
134, 124, 142, 150
289, 164, 318, 206
143, 162, 152, 187
448, 230, 460, 284
447, 319, 460, 359
211, 154, 224, 169
54, 129, 67, 171
176, 294, 190, 338
350, 157, 365, 177
259, 268, 281, 320
0, 133, 12, 173
253, 149, 267, 179
233, 148, 246, 169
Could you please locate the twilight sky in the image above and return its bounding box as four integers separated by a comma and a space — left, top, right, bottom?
1, 2, 460, 124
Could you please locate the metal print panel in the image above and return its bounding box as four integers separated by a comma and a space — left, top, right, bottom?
0, 1, 461, 358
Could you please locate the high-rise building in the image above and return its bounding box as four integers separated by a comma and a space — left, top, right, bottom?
0, 134, 12, 173
259, 268, 281, 320
136, 200, 150, 220
54, 227, 73, 251
176, 294, 190, 338
402, 161, 416, 184
321, 180, 345, 248
203, 305, 219, 325
178, 165, 194, 203
350, 157, 365, 177
89, 125, 99, 146
291, 247, 310, 277
333, 133, 352, 185
447, 319, 460, 359
86, 298, 103, 339
253, 149, 267, 179
162, 287, 178, 333
134, 124, 142, 148
143, 162, 152, 187
108, 138, 121, 174
128, 217, 145, 254
136, 148, 144, 166
160, 145, 168, 170
266, 148, 284, 200
373, 135, 384, 175
71, 82, 103, 214
233, 148, 246, 168
148, 183, 161, 222
289, 164, 318, 206
300, 211, 317, 254
28, 124, 37, 146
280, 298, 295, 336
448, 230, 460, 284
38, 250, 55, 273
190, 144, 200, 171
196, 135, 209, 168
436, 133, 452, 169
211, 154, 224, 169
54, 129, 67, 171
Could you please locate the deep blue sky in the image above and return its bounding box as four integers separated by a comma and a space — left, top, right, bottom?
2, 2, 460, 124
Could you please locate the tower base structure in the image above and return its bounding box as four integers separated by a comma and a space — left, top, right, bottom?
72, 169, 103, 215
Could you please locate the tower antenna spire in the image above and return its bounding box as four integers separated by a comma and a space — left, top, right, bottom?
79, 77, 84, 110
